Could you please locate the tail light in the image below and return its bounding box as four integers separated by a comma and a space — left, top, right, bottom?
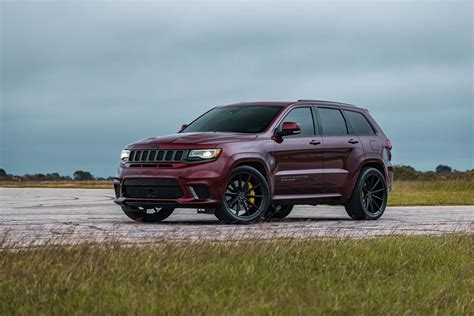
385, 140, 393, 161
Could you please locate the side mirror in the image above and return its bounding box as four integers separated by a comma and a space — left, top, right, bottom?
275, 121, 301, 137
179, 124, 188, 133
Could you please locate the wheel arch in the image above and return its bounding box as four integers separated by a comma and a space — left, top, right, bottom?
359, 159, 387, 180
231, 160, 269, 183
229, 155, 272, 190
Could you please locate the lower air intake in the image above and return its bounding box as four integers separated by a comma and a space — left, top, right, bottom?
123, 178, 183, 199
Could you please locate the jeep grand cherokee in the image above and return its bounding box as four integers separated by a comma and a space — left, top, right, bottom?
114, 100, 393, 223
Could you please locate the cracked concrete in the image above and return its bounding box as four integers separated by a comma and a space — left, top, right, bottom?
1, 188, 472, 247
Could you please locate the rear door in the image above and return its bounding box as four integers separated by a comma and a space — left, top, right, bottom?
272, 106, 324, 196
316, 107, 365, 196
343, 109, 381, 160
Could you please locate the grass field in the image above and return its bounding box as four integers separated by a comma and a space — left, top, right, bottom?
1, 179, 473, 206
389, 179, 474, 206
1, 235, 473, 315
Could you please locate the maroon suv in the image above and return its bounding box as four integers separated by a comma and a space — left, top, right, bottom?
114, 100, 393, 223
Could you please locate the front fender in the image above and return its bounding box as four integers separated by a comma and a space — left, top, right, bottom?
226, 152, 275, 193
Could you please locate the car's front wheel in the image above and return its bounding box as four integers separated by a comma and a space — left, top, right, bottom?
121, 206, 174, 222
345, 168, 388, 220
214, 166, 270, 224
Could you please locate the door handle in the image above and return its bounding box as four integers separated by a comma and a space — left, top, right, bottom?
348, 139, 359, 144
309, 140, 321, 145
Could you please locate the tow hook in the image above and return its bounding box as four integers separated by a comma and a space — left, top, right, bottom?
197, 208, 215, 214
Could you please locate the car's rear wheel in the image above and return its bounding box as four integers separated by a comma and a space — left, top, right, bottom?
345, 168, 388, 220
265, 204, 294, 220
121, 205, 174, 222
214, 166, 270, 224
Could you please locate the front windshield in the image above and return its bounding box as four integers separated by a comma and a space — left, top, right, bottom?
183, 106, 283, 133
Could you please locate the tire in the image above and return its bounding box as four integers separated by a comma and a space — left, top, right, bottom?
121, 206, 174, 223
345, 168, 388, 220
214, 166, 271, 224
265, 204, 294, 220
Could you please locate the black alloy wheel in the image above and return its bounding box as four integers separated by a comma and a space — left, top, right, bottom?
214, 166, 270, 223
345, 168, 388, 220
361, 174, 387, 216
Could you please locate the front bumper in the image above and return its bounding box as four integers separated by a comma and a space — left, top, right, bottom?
113, 159, 229, 209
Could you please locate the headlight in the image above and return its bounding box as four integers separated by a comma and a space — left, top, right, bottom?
188, 149, 221, 160
120, 149, 131, 162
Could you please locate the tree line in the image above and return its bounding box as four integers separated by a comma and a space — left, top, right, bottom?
0, 169, 113, 181
1, 165, 473, 182
393, 165, 473, 181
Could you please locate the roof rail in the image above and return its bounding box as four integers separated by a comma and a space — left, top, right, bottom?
297, 99, 325, 102
297, 99, 356, 107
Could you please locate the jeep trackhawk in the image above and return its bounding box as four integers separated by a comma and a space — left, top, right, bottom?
114, 100, 393, 223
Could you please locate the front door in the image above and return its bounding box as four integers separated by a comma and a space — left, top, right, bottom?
316, 107, 365, 197
272, 107, 324, 197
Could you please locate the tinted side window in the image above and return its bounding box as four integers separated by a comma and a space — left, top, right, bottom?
344, 110, 376, 135
281, 107, 314, 137
318, 108, 348, 136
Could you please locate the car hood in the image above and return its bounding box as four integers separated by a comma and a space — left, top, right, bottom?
128, 132, 258, 149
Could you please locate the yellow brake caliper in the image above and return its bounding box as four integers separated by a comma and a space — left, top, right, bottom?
247, 182, 255, 208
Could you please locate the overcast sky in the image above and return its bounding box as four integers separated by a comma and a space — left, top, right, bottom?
1, 0, 472, 177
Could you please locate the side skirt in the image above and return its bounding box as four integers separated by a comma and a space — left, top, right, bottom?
271, 193, 344, 205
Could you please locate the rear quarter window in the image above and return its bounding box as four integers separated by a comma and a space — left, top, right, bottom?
344, 110, 376, 135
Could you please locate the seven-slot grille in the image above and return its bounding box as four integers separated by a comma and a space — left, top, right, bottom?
128, 149, 186, 163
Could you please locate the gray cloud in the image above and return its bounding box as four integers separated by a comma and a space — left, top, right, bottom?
1, 0, 472, 176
